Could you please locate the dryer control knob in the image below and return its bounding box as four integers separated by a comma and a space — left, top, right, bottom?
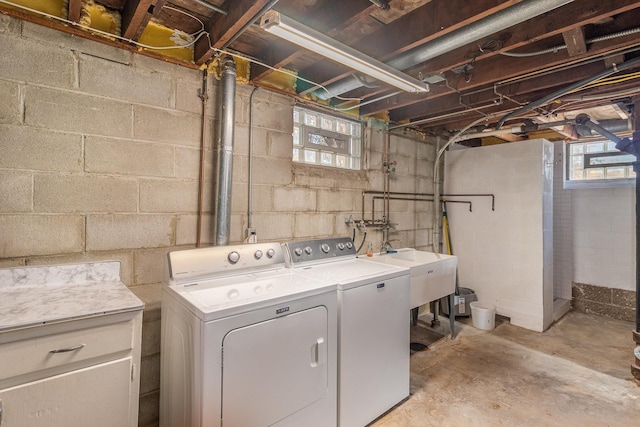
345, 242, 353, 249
228, 251, 240, 264
294, 247, 303, 257
321, 243, 330, 253
337, 242, 345, 250
254, 250, 263, 260
304, 246, 313, 255
266, 248, 276, 258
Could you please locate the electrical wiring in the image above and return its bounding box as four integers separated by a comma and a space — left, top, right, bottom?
162, 5, 205, 36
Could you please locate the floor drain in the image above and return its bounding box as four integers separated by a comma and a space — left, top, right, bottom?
410, 342, 428, 352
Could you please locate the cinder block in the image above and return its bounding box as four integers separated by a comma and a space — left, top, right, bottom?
273, 187, 316, 212
252, 98, 293, 132
78, 53, 173, 107
128, 282, 163, 313
0, 215, 84, 257
0, 80, 20, 125
34, 174, 138, 213
175, 146, 214, 180
140, 317, 161, 358
134, 248, 171, 287
134, 105, 202, 147
25, 86, 133, 138
0, 33, 75, 88
133, 54, 200, 84
140, 353, 160, 395
175, 214, 213, 246
86, 214, 174, 251
268, 130, 294, 159
0, 125, 83, 172
231, 181, 248, 214
250, 184, 274, 213
175, 75, 205, 114
85, 136, 174, 177
21, 21, 132, 65
137, 390, 159, 427
294, 213, 335, 238
0, 170, 32, 213
317, 189, 357, 212
418, 141, 436, 160
394, 137, 418, 158
0, 15, 21, 35
140, 179, 203, 213
251, 213, 293, 241
252, 156, 292, 186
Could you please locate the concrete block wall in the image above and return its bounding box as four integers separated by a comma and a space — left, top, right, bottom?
0, 14, 437, 427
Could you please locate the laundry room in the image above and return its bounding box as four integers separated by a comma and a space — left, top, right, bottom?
1, 1, 639, 426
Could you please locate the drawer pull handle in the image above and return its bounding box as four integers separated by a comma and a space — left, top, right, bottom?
49, 344, 85, 354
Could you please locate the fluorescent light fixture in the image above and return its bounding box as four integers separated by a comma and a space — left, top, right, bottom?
260, 10, 428, 95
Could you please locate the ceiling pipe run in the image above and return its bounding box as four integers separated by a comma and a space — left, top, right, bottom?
215, 58, 237, 246
313, 0, 575, 100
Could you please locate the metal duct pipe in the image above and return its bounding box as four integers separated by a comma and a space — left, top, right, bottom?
576, 119, 630, 137
215, 58, 237, 246
314, 0, 575, 100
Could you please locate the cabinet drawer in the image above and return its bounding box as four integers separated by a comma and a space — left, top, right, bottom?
0, 320, 133, 381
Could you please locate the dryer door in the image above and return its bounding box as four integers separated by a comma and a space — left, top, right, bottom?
221, 305, 328, 427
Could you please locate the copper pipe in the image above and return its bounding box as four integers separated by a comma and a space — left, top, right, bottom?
196, 69, 209, 247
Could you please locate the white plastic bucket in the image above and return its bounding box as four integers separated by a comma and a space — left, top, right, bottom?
470, 302, 496, 330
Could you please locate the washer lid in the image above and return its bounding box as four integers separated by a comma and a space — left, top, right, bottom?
294, 257, 409, 290
164, 268, 336, 320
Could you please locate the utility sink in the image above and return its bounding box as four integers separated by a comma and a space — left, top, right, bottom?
362, 248, 457, 309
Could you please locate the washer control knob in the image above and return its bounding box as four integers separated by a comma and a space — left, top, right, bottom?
346, 242, 353, 249
321, 243, 331, 253
254, 250, 263, 260
304, 246, 313, 255
227, 289, 239, 300
266, 248, 276, 258
227, 251, 240, 264
337, 243, 345, 250
294, 247, 303, 257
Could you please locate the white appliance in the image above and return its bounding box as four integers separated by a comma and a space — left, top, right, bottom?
284, 237, 410, 427
160, 242, 338, 427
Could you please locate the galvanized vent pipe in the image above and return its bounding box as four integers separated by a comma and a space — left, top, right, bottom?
314, 0, 575, 100
215, 58, 237, 246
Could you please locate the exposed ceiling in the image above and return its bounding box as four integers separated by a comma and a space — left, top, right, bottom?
3, 0, 640, 142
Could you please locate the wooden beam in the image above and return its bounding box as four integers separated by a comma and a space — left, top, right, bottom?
604, 53, 626, 69
121, 0, 155, 40
252, 0, 375, 81
296, 0, 521, 95
562, 27, 587, 56
68, 0, 82, 23
194, 0, 273, 65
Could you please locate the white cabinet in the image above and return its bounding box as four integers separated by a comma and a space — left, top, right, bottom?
0, 313, 143, 427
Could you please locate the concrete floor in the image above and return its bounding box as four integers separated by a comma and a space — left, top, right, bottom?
373, 311, 640, 426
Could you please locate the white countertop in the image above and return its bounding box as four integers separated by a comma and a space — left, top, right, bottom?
0, 261, 144, 332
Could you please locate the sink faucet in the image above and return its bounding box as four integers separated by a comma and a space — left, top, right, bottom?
380, 239, 401, 254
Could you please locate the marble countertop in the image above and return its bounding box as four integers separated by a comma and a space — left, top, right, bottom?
0, 261, 144, 332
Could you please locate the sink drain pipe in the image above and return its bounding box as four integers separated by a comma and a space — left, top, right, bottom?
215, 58, 236, 246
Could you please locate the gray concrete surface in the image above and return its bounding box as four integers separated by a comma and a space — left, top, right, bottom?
374, 311, 640, 426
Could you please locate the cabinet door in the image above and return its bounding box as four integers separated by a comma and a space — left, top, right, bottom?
222, 306, 328, 427
0, 358, 132, 427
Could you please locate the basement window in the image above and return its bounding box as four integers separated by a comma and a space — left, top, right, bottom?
293, 106, 362, 170
564, 140, 636, 189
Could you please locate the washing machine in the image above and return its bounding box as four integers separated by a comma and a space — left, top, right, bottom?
160, 242, 338, 427
283, 237, 410, 427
